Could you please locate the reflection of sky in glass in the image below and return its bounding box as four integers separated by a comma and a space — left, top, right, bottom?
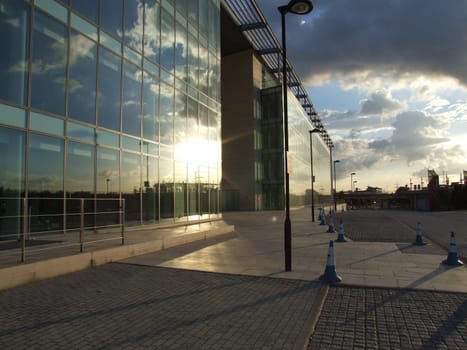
66, 141, 94, 194
68, 32, 97, 124
31, 10, 67, 116
0, 0, 29, 106
0, 127, 25, 194
288, 91, 331, 197
28, 133, 64, 193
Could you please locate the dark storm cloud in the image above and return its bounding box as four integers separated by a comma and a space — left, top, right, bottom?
257, 0, 467, 86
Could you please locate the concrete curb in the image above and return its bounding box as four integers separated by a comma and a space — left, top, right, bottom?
0, 224, 235, 291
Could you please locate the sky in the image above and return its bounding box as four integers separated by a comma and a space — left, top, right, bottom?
255, 0, 467, 193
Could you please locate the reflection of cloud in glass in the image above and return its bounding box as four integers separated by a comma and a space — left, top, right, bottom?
69, 34, 95, 66
125, 1, 144, 46
98, 169, 118, 177
28, 175, 61, 191
6, 18, 20, 28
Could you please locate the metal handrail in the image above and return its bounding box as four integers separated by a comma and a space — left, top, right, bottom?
0, 197, 125, 263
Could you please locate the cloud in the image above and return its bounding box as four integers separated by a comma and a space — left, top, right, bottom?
257, 0, 467, 88
368, 111, 449, 163
359, 91, 403, 116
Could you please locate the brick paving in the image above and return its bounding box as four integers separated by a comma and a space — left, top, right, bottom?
0, 263, 323, 350
308, 285, 467, 350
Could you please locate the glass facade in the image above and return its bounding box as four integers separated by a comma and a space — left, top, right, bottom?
0, 0, 221, 239
257, 72, 332, 210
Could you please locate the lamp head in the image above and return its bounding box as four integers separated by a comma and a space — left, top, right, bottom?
279, 0, 313, 15
288, 0, 313, 14
334, 160, 341, 164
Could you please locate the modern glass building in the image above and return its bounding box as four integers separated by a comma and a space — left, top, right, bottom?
0, 0, 221, 239
0, 0, 333, 240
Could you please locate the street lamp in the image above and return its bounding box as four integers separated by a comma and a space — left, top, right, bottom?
333, 160, 340, 211
309, 128, 320, 222
350, 172, 356, 192
279, 0, 313, 272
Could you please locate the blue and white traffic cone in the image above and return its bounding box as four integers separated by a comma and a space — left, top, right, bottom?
326, 214, 335, 233
319, 240, 342, 283
335, 220, 347, 243
413, 221, 426, 246
443, 232, 464, 266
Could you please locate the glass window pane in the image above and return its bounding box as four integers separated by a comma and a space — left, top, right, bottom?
0, 0, 29, 106
0, 103, 27, 128
70, 13, 98, 41
142, 155, 158, 223
159, 157, 173, 219
122, 61, 142, 136
67, 121, 95, 142
187, 31, 198, 87
142, 71, 159, 141
144, 0, 160, 64
96, 128, 119, 147
160, 9, 174, 71
71, 0, 98, 24
97, 146, 119, 195
187, 0, 197, 24
100, 0, 123, 39
175, 20, 187, 80
122, 135, 140, 152
35, 0, 67, 23
121, 151, 141, 224
30, 111, 64, 136
98, 47, 121, 131
159, 81, 173, 146
31, 10, 67, 116
123, 0, 143, 52
28, 133, 64, 195
123, 45, 141, 66
0, 126, 25, 238
100, 30, 121, 54
68, 31, 97, 124
66, 141, 94, 196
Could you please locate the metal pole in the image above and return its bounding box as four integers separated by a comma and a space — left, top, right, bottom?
121, 198, 125, 245
21, 198, 28, 263
80, 198, 84, 253
280, 9, 292, 272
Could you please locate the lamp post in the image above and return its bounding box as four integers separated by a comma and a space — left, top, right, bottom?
350, 172, 356, 192
309, 128, 320, 222
279, 0, 313, 272
333, 160, 340, 211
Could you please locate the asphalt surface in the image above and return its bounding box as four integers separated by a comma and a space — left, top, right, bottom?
0, 208, 466, 349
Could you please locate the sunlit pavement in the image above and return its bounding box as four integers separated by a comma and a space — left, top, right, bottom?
125, 209, 467, 293
1, 208, 466, 349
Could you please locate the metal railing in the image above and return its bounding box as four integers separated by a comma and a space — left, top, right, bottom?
0, 197, 125, 264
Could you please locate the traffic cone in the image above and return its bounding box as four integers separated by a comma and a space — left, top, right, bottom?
443, 232, 464, 266
326, 214, 335, 233
319, 208, 326, 225
319, 240, 342, 283
335, 220, 347, 242
413, 221, 426, 246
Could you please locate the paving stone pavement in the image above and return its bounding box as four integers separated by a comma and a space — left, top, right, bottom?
0, 263, 324, 350
308, 286, 467, 350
